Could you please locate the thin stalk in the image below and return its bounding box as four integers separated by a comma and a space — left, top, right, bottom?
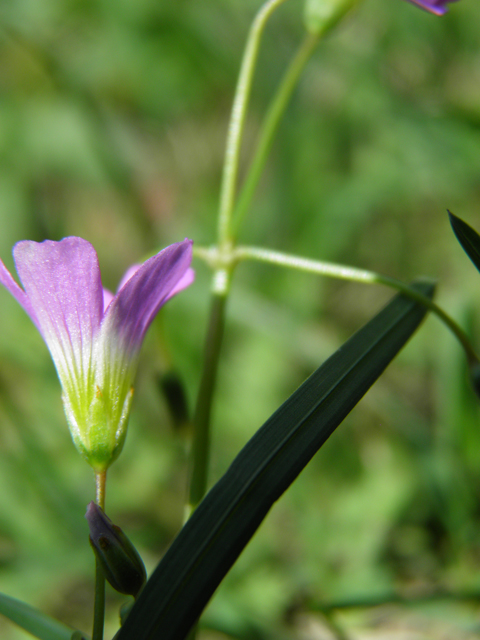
233, 32, 320, 237
188, 0, 290, 515
92, 471, 107, 640
188, 293, 228, 512
217, 0, 290, 247
95, 471, 106, 511
312, 589, 480, 612
234, 245, 480, 365
92, 562, 106, 640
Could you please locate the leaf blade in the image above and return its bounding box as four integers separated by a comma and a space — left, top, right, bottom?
449, 210, 480, 273
0, 592, 87, 640
117, 280, 434, 640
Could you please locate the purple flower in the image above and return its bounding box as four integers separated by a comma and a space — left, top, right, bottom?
405, 0, 458, 15
0, 237, 194, 470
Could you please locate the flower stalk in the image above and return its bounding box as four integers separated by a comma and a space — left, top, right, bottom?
92, 472, 106, 640
217, 0, 290, 248
232, 31, 320, 238
189, 0, 469, 547
95, 471, 107, 511
188, 293, 228, 513
92, 559, 105, 640
233, 245, 480, 366
189, 0, 293, 524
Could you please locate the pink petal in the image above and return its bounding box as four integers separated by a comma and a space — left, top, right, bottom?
117, 264, 142, 293
103, 239, 193, 356
103, 289, 114, 312
116, 265, 194, 303
0, 259, 40, 330
13, 237, 104, 386
406, 0, 458, 15
165, 267, 195, 302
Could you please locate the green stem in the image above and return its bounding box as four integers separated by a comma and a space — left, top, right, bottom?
217, 0, 290, 247
92, 471, 106, 640
233, 245, 480, 365
233, 32, 320, 238
188, 0, 291, 516
188, 292, 228, 512
92, 561, 106, 640
310, 589, 480, 612
95, 471, 106, 511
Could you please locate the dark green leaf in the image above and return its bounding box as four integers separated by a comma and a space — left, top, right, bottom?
449, 210, 480, 274
0, 592, 88, 640
117, 280, 434, 640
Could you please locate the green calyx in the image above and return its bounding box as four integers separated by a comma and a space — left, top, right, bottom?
62, 382, 134, 472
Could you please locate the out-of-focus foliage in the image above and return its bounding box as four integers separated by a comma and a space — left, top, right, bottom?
1, 0, 480, 638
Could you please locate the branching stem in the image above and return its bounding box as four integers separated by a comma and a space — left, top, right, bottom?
233, 245, 480, 365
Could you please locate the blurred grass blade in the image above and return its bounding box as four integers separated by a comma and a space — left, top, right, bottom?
117, 280, 434, 640
304, 0, 357, 35
0, 592, 87, 640
449, 210, 480, 273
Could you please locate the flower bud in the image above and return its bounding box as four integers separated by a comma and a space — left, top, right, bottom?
86, 502, 146, 598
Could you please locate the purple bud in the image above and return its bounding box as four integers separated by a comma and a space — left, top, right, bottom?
86, 502, 146, 598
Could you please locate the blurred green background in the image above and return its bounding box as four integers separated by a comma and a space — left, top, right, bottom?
1, 0, 480, 638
